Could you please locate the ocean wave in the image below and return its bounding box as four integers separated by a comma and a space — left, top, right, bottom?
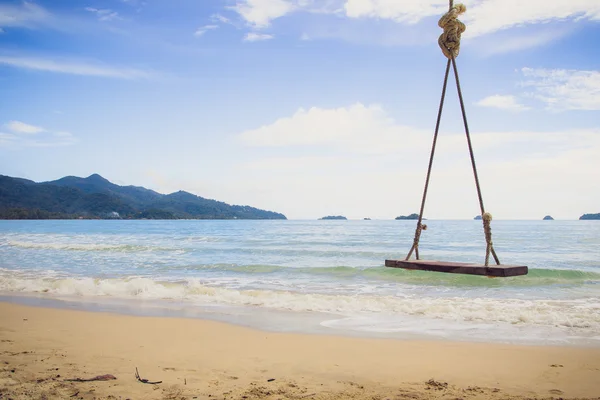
0, 275, 598, 331
6, 240, 184, 253
160, 264, 600, 287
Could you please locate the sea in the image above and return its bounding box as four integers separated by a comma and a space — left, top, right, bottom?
1, 219, 599, 346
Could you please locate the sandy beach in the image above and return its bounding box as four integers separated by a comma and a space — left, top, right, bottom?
0, 302, 599, 399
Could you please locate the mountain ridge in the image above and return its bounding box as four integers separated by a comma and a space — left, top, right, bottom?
0, 174, 286, 220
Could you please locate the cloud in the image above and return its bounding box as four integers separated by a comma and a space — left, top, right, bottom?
243, 32, 275, 41
474, 29, 569, 56
0, 121, 77, 148
194, 24, 219, 37
521, 68, 600, 111
0, 133, 17, 145
238, 103, 451, 156
0, 55, 155, 80
464, 0, 600, 37
237, 103, 598, 160
84, 7, 121, 22
230, 0, 296, 28
341, 0, 600, 37
5, 120, 45, 134
211, 13, 232, 24
344, 0, 445, 24
234, 103, 600, 219
475, 95, 530, 112
0, 1, 50, 29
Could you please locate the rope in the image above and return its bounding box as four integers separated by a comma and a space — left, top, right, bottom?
406, 0, 502, 267
405, 60, 451, 261
450, 46, 501, 266
438, 3, 466, 59
482, 213, 493, 265
406, 222, 428, 261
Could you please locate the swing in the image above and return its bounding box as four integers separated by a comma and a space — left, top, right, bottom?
385, 1, 528, 278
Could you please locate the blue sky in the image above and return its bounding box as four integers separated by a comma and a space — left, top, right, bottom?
1, 0, 599, 220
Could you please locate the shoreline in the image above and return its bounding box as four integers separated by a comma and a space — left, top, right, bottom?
3, 293, 598, 348
1, 302, 600, 399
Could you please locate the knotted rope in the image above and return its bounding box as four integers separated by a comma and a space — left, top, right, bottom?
406, 223, 427, 261
405, 0, 502, 267
438, 3, 467, 59
482, 212, 500, 266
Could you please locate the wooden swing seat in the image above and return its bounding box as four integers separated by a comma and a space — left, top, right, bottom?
385, 259, 528, 277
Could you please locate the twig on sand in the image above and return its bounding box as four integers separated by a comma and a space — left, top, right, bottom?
299, 393, 316, 399
135, 367, 162, 384
65, 374, 117, 382
70, 391, 80, 397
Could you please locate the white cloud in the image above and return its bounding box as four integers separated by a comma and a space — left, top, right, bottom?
0, 133, 17, 144
475, 95, 530, 112
0, 122, 77, 148
194, 24, 219, 37
474, 29, 568, 56
341, 0, 600, 37
234, 103, 600, 219
211, 14, 232, 24
243, 32, 274, 41
521, 68, 600, 111
0, 1, 49, 29
231, 0, 296, 28
22, 136, 78, 147
464, 0, 600, 37
5, 120, 45, 134
239, 103, 431, 155
344, 0, 446, 24
84, 7, 120, 22
0, 55, 154, 79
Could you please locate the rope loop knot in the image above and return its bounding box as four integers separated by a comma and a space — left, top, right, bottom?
438, 3, 466, 59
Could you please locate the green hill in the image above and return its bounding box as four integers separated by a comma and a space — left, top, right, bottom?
0, 174, 286, 220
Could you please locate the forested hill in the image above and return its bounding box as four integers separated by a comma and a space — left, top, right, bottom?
0, 174, 287, 220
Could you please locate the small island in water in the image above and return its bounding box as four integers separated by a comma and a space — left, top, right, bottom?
474, 215, 482, 220
580, 213, 600, 220
543, 215, 554, 220
319, 215, 347, 220
395, 213, 421, 220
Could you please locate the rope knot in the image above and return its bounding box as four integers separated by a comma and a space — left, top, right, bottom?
412, 223, 427, 248
482, 213, 493, 243
438, 3, 466, 59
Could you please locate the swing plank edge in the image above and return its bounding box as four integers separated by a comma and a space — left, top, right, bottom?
385, 259, 528, 277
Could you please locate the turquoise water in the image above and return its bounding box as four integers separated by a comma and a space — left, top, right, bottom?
1, 220, 599, 345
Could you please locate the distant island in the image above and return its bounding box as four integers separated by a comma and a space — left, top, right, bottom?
363, 218, 371, 220
319, 215, 347, 220
395, 213, 420, 220
543, 215, 554, 220
0, 174, 286, 220
580, 213, 600, 220
474, 215, 482, 220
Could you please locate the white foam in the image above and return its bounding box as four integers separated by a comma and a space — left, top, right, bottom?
0, 274, 599, 335
7, 240, 135, 251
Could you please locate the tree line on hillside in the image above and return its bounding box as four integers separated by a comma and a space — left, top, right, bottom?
0, 174, 286, 220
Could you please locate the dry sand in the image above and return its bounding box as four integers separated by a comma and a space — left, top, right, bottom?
1, 302, 599, 400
